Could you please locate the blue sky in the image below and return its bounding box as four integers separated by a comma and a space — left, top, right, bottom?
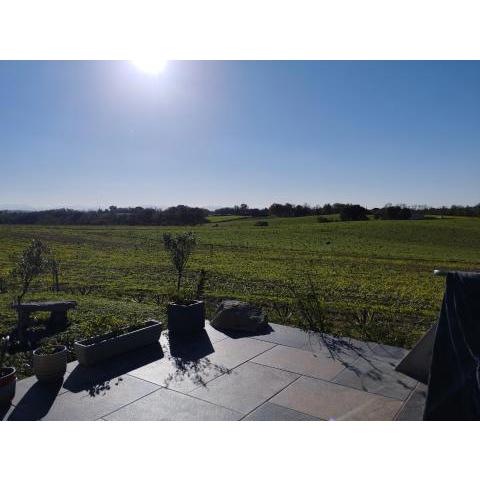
1, 60, 479, 209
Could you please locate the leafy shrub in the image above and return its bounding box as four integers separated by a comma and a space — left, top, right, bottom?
254, 221, 269, 227
287, 274, 332, 334
381, 206, 412, 220
339, 204, 368, 221
195, 269, 207, 299
0, 335, 10, 369
162, 231, 197, 294
317, 216, 331, 223
0, 276, 7, 294
11, 239, 51, 304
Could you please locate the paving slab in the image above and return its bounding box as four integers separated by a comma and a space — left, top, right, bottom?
128, 329, 225, 392
12, 374, 68, 406
204, 322, 230, 343
251, 344, 346, 381
129, 334, 271, 393
205, 337, 275, 370
271, 376, 403, 420
242, 402, 319, 421
332, 356, 418, 401
251, 323, 361, 363
6, 374, 160, 420
189, 361, 298, 414
395, 383, 427, 421
103, 387, 242, 421
0, 404, 14, 421
128, 356, 229, 393
341, 337, 409, 363
251, 323, 318, 349
252, 323, 409, 364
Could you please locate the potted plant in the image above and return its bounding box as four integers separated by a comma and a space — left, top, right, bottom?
74, 316, 162, 367
33, 344, 67, 383
10, 239, 52, 344
0, 336, 16, 407
163, 232, 205, 335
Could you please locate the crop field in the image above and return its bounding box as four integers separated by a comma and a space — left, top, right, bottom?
1, 215, 479, 376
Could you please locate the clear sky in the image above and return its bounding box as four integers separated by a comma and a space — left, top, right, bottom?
1, 60, 479, 209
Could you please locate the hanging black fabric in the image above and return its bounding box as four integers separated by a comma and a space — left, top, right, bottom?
424, 272, 480, 420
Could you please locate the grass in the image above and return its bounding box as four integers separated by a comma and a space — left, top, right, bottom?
206, 214, 249, 223
1, 215, 479, 377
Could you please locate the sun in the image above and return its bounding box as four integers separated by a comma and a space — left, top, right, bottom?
131, 59, 167, 75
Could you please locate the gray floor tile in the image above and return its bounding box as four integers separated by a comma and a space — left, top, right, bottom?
332, 356, 418, 401
103, 387, 241, 421
205, 337, 275, 369
0, 404, 14, 421
252, 323, 315, 349
252, 344, 346, 381
242, 402, 319, 421
7, 374, 160, 420
341, 337, 409, 363
189, 362, 298, 414
253, 323, 408, 361
204, 322, 230, 343
12, 375, 67, 406
128, 329, 224, 392
253, 323, 360, 364
129, 334, 270, 393
367, 342, 409, 361
271, 376, 403, 420
128, 356, 229, 393
395, 383, 427, 421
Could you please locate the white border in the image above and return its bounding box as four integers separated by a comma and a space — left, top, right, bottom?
0, 0, 479, 59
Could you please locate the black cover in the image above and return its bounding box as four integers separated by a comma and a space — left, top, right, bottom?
424, 272, 480, 420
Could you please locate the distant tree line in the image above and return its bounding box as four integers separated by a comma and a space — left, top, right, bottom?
212, 204, 269, 217
0, 205, 209, 226
1, 202, 478, 225
413, 204, 480, 217
263, 202, 480, 220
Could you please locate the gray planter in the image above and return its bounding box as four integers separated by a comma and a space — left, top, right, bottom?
33, 345, 67, 383
74, 319, 162, 367
0, 367, 16, 407
167, 301, 205, 335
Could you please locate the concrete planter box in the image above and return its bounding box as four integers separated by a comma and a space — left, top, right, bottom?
167, 301, 205, 335
0, 367, 16, 407
33, 345, 67, 383
74, 319, 162, 367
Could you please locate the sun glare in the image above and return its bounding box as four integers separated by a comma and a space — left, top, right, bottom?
131, 59, 167, 75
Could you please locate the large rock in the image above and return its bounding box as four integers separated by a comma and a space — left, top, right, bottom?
210, 300, 267, 333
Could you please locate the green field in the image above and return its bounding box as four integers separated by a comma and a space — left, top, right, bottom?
1, 215, 479, 376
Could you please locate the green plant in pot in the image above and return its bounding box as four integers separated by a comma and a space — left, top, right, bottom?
33, 342, 67, 383
10, 239, 51, 344
163, 232, 206, 335
0, 336, 16, 407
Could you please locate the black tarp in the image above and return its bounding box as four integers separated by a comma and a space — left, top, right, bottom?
424, 272, 480, 420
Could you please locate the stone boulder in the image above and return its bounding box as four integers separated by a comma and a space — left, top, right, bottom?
210, 300, 267, 333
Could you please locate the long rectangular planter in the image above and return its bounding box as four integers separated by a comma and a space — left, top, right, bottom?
74, 319, 162, 367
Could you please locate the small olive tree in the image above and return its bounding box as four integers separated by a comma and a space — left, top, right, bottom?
162, 232, 197, 293
11, 239, 51, 305
48, 251, 60, 292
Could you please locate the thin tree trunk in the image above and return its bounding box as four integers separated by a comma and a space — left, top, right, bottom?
177, 273, 182, 293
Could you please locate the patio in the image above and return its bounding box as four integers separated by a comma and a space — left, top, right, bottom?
0, 322, 426, 421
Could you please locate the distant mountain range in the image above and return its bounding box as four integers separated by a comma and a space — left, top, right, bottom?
0, 204, 39, 211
